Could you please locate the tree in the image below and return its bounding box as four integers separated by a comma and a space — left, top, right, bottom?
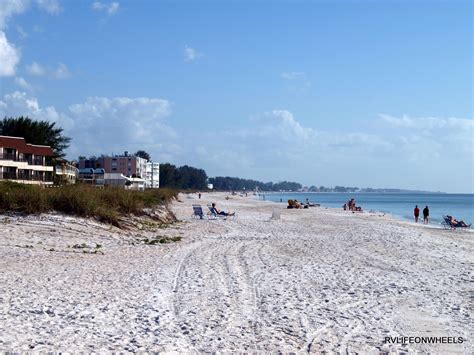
159, 163, 178, 188
0, 116, 70, 157
159, 163, 208, 190
135, 150, 151, 161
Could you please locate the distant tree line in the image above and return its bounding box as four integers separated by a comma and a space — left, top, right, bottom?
306, 185, 360, 192
158, 168, 303, 192
208, 176, 302, 192
159, 163, 208, 190
303, 185, 429, 193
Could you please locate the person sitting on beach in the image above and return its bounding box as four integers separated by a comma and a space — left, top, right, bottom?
210, 203, 235, 217
304, 198, 318, 207
446, 215, 470, 228
287, 199, 302, 209
347, 198, 356, 211
343, 203, 347, 211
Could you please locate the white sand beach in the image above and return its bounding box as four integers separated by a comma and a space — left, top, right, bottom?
0, 192, 472, 353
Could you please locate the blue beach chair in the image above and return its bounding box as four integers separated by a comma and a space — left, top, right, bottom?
192, 204, 204, 219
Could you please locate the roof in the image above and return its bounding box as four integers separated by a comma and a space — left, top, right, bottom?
0, 135, 54, 156
78, 168, 105, 174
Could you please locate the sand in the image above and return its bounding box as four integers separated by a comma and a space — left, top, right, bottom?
0, 192, 472, 353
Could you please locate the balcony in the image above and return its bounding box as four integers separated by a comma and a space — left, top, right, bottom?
0, 153, 51, 166
0, 153, 21, 161
32, 158, 45, 165
1, 171, 54, 182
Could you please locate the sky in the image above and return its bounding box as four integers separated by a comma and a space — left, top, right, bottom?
0, 0, 472, 193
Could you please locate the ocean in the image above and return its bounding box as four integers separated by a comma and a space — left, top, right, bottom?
259, 192, 474, 225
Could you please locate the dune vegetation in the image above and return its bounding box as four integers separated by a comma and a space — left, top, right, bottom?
0, 181, 177, 226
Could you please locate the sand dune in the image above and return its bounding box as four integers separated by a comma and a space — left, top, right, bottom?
0, 193, 472, 352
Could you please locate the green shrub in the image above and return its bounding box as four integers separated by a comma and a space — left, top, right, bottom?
0, 182, 177, 226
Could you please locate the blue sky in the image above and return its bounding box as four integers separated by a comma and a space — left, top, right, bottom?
0, 0, 472, 192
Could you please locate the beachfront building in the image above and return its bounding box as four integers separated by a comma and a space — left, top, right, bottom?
54, 159, 79, 185
77, 168, 105, 186
145, 162, 160, 188
0, 136, 54, 185
102, 172, 147, 190
78, 152, 159, 189
79, 152, 147, 179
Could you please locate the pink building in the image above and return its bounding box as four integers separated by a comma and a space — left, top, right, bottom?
79, 153, 147, 178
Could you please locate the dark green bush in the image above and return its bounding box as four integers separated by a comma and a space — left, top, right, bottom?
0, 182, 177, 226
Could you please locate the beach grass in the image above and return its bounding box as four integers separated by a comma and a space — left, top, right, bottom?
0, 181, 177, 226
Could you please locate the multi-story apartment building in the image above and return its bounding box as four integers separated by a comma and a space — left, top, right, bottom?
55, 159, 79, 185
79, 152, 159, 188
145, 162, 160, 188
77, 168, 105, 185
79, 152, 147, 179
0, 136, 54, 185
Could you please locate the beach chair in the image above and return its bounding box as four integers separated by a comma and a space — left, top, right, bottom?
207, 205, 226, 220
192, 204, 204, 219
207, 205, 236, 220
442, 215, 471, 230
442, 215, 454, 229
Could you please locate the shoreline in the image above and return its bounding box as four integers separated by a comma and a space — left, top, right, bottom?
0, 191, 472, 352
254, 191, 473, 226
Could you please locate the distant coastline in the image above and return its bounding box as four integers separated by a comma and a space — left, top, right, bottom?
252, 188, 448, 194
259, 191, 473, 224
261, 190, 447, 194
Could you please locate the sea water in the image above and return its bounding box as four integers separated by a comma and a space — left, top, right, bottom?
260, 192, 474, 225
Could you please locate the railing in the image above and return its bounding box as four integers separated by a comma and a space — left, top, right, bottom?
0, 153, 20, 161
1, 172, 53, 182
0, 153, 51, 166
55, 166, 79, 175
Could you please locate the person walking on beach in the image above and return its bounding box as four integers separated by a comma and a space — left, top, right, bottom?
414, 205, 420, 223
423, 205, 430, 224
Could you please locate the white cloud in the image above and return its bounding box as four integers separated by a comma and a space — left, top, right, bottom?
0, 91, 64, 125
380, 113, 474, 131
26, 61, 45, 75
184, 45, 202, 62
281, 71, 305, 80
0, 0, 29, 29
14, 76, 33, 90
280, 71, 311, 92
68, 96, 174, 157
36, 0, 61, 14
26, 61, 71, 79
52, 62, 70, 79
0, 1, 61, 77
92, 1, 119, 15
263, 109, 314, 141
0, 31, 20, 76
0, 92, 471, 191
0, 92, 176, 160
0, 0, 61, 28
379, 113, 474, 160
